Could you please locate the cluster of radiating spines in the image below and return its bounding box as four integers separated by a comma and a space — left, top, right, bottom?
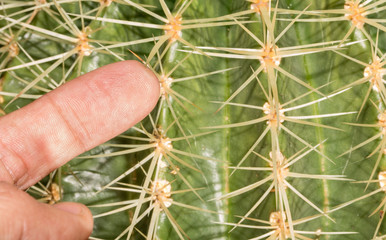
218, 211, 356, 240
0, 31, 14, 107
146, 51, 234, 145
89, 176, 213, 239
26, 170, 62, 205
249, 0, 269, 14
29, 182, 61, 204
332, 32, 386, 117
0, 0, 49, 57
99, 0, 113, 7
0, 33, 19, 67
0, 18, 28, 105
339, 0, 386, 45
278, 0, 386, 46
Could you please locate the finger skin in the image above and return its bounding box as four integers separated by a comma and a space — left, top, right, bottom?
0, 60, 160, 189
0, 182, 93, 240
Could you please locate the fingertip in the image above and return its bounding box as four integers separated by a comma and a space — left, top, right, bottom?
0, 182, 93, 240
95, 60, 161, 134
138, 61, 161, 108
122, 60, 160, 117
53, 202, 93, 236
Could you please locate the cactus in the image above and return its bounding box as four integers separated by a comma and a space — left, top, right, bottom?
1, 0, 386, 239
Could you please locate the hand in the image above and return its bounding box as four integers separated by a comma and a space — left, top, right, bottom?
0, 61, 160, 240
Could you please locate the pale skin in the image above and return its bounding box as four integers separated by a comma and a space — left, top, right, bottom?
0, 61, 160, 239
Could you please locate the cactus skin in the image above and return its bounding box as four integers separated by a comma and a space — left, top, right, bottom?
1, 0, 386, 239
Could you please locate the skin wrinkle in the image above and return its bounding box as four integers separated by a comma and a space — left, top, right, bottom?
20, 220, 26, 240
0, 146, 15, 182
51, 79, 107, 146
0, 133, 28, 185
0, 157, 13, 183
45, 95, 88, 153
22, 109, 64, 187
51, 85, 99, 147
0, 184, 24, 240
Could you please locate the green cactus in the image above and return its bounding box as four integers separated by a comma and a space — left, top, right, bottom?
1, 0, 386, 239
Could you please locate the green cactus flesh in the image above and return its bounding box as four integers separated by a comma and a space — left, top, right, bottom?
1, 0, 386, 239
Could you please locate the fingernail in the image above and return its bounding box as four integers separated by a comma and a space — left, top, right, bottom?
53, 202, 84, 215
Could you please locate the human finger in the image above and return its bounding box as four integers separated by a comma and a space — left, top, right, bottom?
0, 182, 93, 240
0, 60, 160, 189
